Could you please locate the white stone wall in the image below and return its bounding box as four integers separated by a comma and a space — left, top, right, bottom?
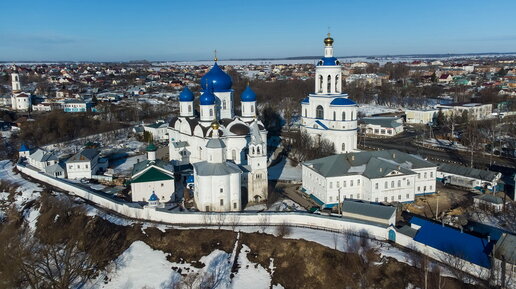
131, 179, 175, 203
194, 172, 242, 212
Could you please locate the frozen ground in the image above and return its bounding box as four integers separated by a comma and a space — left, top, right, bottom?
110, 154, 147, 176
0, 160, 42, 209
268, 158, 301, 181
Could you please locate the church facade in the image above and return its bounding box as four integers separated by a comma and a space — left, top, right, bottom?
167, 59, 268, 210
300, 34, 358, 154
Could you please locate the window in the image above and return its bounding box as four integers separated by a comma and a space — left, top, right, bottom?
406, 194, 410, 199
304, 109, 307, 117
391, 196, 394, 201
391, 181, 394, 188
418, 173, 421, 179
350, 194, 353, 199
337, 181, 340, 188
209, 109, 213, 117
161, 183, 164, 187
424, 186, 426, 191
350, 180, 354, 187
398, 180, 401, 187
344, 181, 347, 187
220, 188, 223, 193
375, 198, 378, 202
424, 172, 427, 179
407, 179, 410, 185
398, 195, 401, 200
329, 196, 333, 202
327, 75, 331, 93
316, 105, 324, 119
384, 181, 388, 189
233, 203, 237, 209
333, 111, 336, 121
384, 197, 388, 202
375, 183, 378, 190
232, 150, 237, 160
430, 172, 433, 178
357, 179, 360, 185
418, 186, 421, 192
430, 185, 433, 191
220, 199, 224, 206
357, 194, 360, 199
351, 112, 354, 120
223, 100, 227, 109
318, 75, 323, 93
188, 105, 192, 112
342, 111, 346, 120
341, 143, 345, 151
251, 105, 254, 112
329, 182, 333, 189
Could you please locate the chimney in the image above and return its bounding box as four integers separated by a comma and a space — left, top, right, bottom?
392, 152, 396, 158
351, 155, 355, 161
379, 167, 383, 172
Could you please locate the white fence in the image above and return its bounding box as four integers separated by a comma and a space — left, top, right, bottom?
17, 163, 497, 282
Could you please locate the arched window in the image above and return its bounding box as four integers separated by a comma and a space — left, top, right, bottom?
342, 111, 346, 121
316, 105, 324, 119
318, 75, 323, 93
342, 143, 345, 151
335, 75, 339, 91
242, 105, 245, 113
327, 75, 331, 93
333, 111, 336, 121
257, 146, 261, 155
232, 149, 237, 160
251, 146, 255, 155
304, 109, 307, 117
188, 105, 192, 112
251, 105, 254, 112
351, 111, 354, 120
209, 109, 213, 117
223, 100, 227, 110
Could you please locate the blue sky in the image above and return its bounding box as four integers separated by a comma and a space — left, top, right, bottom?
1, 0, 515, 61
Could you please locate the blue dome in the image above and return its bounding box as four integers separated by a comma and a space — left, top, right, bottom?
200, 90, 216, 105
201, 63, 233, 92
179, 87, 194, 102
19, 143, 29, 152
318, 57, 339, 66
330, 98, 356, 106
149, 192, 159, 202
240, 85, 256, 102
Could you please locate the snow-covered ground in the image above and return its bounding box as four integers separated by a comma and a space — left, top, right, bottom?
92, 237, 282, 289
268, 158, 302, 181
420, 138, 468, 151
0, 160, 42, 209
110, 154, 147, 176
357, 104, 400, 116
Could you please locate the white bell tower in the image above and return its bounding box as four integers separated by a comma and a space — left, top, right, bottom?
11, 72, 21, 93
314, 33, 342, 95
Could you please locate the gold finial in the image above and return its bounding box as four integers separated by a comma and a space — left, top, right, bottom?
211, 121, 219, 130
214, 49, 218, 62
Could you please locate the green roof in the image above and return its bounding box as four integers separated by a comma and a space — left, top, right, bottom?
132, 167, 173, 183
146, 143, 157, 151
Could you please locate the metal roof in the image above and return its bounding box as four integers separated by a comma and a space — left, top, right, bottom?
304, 150, 435, 179
193, 161, 241, 176
438, 163, 500, 182
341, 201, 396, 220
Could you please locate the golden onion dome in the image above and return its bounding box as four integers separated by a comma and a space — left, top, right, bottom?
324, 33, 334, 46
211, 121, 220, 130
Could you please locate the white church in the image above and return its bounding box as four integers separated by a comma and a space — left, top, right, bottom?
300, 35, 437, 207
167, 58, 268, 211
301, 33, 358, 153
11, 70, 32, 111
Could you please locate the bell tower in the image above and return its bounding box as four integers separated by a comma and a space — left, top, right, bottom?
314, 33, 342, 95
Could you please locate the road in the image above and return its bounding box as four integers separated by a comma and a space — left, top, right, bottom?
359, 132, 516, 169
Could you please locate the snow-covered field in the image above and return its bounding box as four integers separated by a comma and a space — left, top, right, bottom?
268, 158, 301, 181
0, 160, 42, 209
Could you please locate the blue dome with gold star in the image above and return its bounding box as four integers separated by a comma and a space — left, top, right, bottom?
201, 63, 233, 92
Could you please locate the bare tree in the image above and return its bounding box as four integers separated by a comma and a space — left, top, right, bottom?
275, 221, 292, 238
214, 214, 226, 230
202, 213, 213, 227
341, 227, 355, 250
228, 214, 240, 231
257, 215, 270, 233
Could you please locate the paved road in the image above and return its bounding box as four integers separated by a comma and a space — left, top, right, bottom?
360, 132, 516, 169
